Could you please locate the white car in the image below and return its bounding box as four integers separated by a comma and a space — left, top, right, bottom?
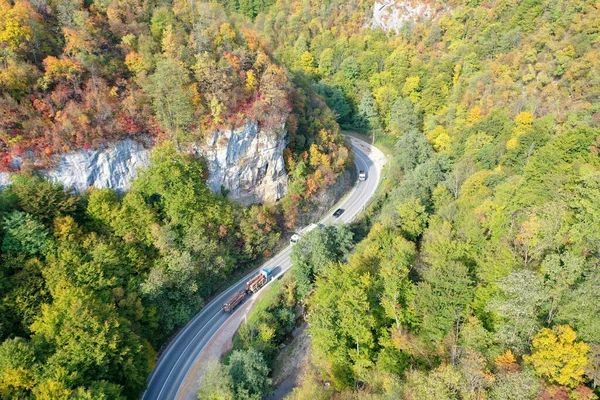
290, 234, 300, 245
359, 170, 367, 181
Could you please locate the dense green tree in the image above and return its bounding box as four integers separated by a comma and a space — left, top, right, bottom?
395, 197, 428, 240
147, 59, 194, 135
309, 260, 377, 389
394, 130, 433, 173
540, 252, 585, 324
414, 261, 474, 343
379, 244, 416, 334
403, 364, 466, 399
228, 348, 271, 399
555, 269, 600, 343
1, 211, 48, 256
150, 6, 176, 40
0, 337, 37, 398
318, 48, 335, 76
340, 57, 359, 81
86, 188, 121, 231
353, 90, 380, 132
198, 362, 235, 400
133, 142, 231, 231
72, 381, 126, 400
30, 286, 152, 398
313, 83, 352, 125
7, 175, 78, 224
291, 225, 353, 298
1, 257, 47, 337
389, 97, 419, 137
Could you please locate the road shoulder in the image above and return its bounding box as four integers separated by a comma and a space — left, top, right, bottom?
176, 295, 259, 400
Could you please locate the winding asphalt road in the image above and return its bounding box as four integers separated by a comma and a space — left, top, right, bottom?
142, 136, 386, 400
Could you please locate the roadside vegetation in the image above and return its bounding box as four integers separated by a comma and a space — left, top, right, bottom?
199, 225, 355, 400
202, 0, 600, 398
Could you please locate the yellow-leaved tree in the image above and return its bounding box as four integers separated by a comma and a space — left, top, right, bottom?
526, 325, 589, 388
506, 111, 534, 150
402, 76, 421, 103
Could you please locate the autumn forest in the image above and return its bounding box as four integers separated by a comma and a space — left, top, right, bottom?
1, 0, 600, 399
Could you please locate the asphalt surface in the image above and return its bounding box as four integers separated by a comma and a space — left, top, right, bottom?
142, 136, 385, 400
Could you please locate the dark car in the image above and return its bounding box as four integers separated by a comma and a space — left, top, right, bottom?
333, 208, 345, 218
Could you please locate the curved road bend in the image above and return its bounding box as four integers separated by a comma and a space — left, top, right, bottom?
142, 136, 387, 400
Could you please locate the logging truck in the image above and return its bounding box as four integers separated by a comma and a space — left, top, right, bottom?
222, 269, 273, 312
222, 290, 246, 313
245, 268, 272, 293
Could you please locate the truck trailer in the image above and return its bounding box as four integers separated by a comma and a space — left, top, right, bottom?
245, 268, 272, 293
222, 290, 246, 313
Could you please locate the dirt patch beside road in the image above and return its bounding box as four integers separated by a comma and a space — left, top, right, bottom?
267, 323, 311, 399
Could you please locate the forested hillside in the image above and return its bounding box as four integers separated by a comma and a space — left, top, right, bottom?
198, 0, 600, 399
0, 145, 279, 398
0, 0, 349, 198
3, 0, 600, 398
0, 0, 353, 398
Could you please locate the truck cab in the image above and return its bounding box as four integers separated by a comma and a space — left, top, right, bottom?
261, 268, 272, 280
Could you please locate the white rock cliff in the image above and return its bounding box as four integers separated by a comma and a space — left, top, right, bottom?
0, 139, 151, 193
372, 0, 435, 32
0, 122, 288, 205
193, 121, 288, 205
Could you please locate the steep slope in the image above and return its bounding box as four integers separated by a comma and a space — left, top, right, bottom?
0, 0, 349, 206
0, 121, 288, 204
189, 0, 600, 398
197, 121, 288, 205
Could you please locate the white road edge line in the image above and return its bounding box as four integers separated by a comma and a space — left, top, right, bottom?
155, 311, 223, 399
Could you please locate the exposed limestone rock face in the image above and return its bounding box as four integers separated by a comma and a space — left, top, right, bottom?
47, 139, 151, 193
0, 172, 11, 188
372, 0, 436, 32
0, 139, 151, 193
0, 122, 288, 205
193, 121, 288, 206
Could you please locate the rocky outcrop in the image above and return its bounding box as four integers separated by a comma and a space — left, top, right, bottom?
372, 0, 436, 32
48, 139, 152, 193
0, 122, 288, 205
193, 121, 288, 205
0, 139, 151, 193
